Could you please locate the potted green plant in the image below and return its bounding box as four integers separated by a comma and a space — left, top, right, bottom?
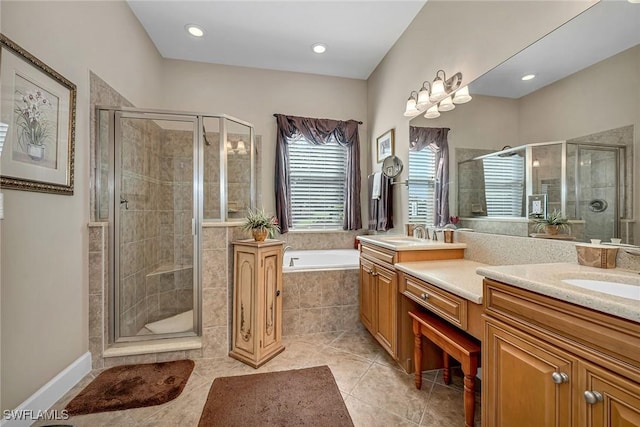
531, 209, 570, 235
241, 208, 280, 241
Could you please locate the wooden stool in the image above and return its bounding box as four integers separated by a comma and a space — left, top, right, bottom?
409, 310, 481, 427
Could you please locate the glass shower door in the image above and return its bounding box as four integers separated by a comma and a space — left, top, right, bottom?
114, 112, 198, 341
577, 146, 619, 242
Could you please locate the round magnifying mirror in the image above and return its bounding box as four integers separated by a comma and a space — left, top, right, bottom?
382, 155, 403, 178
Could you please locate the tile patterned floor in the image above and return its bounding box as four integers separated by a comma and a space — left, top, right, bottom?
36, 326, 481, 426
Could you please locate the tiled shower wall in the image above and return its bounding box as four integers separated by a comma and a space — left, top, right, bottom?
119, 118, 163, 335
88, 223, 242, 369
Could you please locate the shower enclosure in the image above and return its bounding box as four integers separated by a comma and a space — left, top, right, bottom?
96, 107, 255, 343
458, 140, 629, 243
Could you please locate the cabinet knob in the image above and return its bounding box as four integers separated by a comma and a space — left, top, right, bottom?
420, 293, 429, 300
551, 372, 569, 384
275, 290, 281, 297
584, 390, 603, 405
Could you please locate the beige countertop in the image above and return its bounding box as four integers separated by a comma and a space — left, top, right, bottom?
358, 235, 467, 252
395, 259, 487, 304
477, 263, 640, 323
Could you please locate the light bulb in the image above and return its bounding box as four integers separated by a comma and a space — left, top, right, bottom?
185, 24, 205, 37
429, 78, 445, 102
416, 83, 430, 111
438, 96, 455, 112
453, 86, 472, 104
424, 105, 440, 119
403, 93, 420, 117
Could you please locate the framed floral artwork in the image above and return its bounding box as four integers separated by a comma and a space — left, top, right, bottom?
0, 33, 76, 194
376, 128, 394, 163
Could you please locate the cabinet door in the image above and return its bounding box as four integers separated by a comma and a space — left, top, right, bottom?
484, 321, 575, 427
261, 251, 280, 353
359, 258, 375, 332
375, 264, 397, 356
234, 251, 256, 356
580, 361, 640, 427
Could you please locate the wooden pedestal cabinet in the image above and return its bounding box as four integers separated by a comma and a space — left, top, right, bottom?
229, 239, 285, 368
483, 278, 640, 427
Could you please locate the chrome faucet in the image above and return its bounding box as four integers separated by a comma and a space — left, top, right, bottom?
432, 228, 438, 241
412, 225, 427, 239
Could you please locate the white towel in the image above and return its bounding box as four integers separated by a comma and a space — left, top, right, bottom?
372, 172, 382, 199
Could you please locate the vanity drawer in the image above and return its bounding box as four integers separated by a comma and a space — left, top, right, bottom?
401, 274, 467, 330
361, 243, 396, 265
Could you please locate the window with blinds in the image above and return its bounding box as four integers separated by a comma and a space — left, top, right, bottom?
289, 137, 346, 229
407, 148, 436, 224
482, 155, 525, 216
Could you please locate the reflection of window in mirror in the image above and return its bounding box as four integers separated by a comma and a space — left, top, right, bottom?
407, 148, 435, 224
482, 154, 525, 217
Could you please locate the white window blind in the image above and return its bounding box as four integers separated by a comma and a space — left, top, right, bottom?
482, 155, 525, 216
408, 149, 436, 224
289, 137, 346, 229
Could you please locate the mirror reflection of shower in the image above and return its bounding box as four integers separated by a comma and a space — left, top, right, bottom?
457, 126, 632, 244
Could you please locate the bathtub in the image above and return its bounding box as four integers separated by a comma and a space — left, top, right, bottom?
283, 249, 359, 273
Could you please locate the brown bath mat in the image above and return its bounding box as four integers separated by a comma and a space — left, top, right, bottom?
65, 359, 194, 416
198, 365, 353, 426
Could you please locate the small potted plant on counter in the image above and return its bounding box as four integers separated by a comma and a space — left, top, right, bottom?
531, 209, 570, 235
242, 208, 280, 241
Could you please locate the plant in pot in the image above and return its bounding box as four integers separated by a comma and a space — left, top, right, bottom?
242, 208, 280, 242
531, 209, 570, 235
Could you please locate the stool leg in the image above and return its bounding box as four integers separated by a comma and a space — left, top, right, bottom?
412, 319, 422, 389
442, 352, 451, 385
462, 355, 479, 427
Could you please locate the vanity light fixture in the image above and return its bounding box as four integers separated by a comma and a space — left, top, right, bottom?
628, 0, 640, 4
403, 91, 420, 117
227, 140, 248, 155
532, 159, 540, 167
452, 86, 472, 104
404, 69, 466, 118
438, 96, 455, 112
416, 82, 431, 110
312, 43, 327, 54
522, 74, 536, 81
185, 24, 205, 37
424, 105, 441, 119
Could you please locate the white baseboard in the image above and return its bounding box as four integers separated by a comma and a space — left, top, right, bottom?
1, 352, 91, 427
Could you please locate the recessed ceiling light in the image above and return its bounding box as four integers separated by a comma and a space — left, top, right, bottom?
312, 43, 327, 54
521, 74, 536, 81
185, 24, 205, 38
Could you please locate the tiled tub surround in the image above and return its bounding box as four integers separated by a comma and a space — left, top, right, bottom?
277, 229, 363, 250
282, 268, 360, 336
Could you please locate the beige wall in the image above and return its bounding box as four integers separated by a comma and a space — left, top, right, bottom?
0, 0, 163, 411
157, 59, 368, 216
367, 0, 595, 229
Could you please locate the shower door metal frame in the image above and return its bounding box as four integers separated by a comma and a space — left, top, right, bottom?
110, 109, 201, 343
97, 106, 257, 344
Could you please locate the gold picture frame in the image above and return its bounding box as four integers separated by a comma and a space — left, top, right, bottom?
0, 33, 76, 194
376, 128, 394, 163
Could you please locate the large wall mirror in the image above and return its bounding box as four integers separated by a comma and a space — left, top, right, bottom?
408, 1, 639, 244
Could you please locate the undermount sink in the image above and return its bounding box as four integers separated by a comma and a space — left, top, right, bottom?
562, 279, 640, 301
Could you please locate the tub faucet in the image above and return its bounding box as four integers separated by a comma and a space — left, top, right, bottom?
289, 257, 299, 267
412, 225, 427, 239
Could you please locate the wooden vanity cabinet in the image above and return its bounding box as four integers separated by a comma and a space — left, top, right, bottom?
358, 241, 464, 371
230, 239, 285, 368
360, 251, 397, 356
483, 278, 640, 427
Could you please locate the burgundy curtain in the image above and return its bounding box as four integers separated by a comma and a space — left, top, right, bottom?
275, 114, 361, 233
409, 126, 450, 227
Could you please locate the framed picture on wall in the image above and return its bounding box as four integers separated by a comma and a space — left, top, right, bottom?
0, 33, 76, 195
376, 128, 394, 163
